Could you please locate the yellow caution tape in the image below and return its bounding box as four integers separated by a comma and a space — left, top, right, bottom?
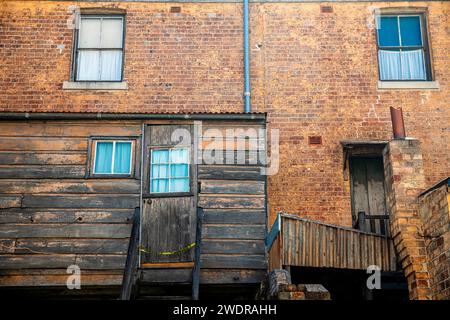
139, 242, 196, 255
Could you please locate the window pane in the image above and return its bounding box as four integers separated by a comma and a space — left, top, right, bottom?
378, 16, 400, 46
400, 16, 422, 46
79, 18, 101, 48
95, 142, 113, 173
101, 18, 123, 48
378, 49, 401, 80
170, 148, 189, 164
151, 179, 169, 193
170, 178, 189, 192
152, 164, 169, 179
152, 149, 169, 163
114, 142, 132, 174
171, 164, 189, 178
77, 51, 100, 80
99, 50, 122, 81
401, 49, 426, 80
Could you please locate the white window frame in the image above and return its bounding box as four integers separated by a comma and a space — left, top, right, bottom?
74, 15, 125, 82
93, 140, 133, 175
376, 13, 431, 81
150, 147, 190, 193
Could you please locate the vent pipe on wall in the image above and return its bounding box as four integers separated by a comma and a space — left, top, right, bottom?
243, 0, 251, 113
390, 107, 406, 139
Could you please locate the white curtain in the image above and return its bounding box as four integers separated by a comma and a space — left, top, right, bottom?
78, 51, 122, 81
94, 142, 113, 174
401, 50, 426, 80
77, 51, 100, 81
169, 148, 189, 192
379, 49, 426, 80
151, 150, 169, 193
100, 51, 122, 81
113, 142, 132, 174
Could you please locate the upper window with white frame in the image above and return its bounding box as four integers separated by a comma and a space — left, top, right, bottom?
74, 15, 124, 81
93, 140, 133, 175
376, 13, 431, 81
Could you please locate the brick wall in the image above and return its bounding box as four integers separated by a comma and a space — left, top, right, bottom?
1, 1, 449, 227
383, 139, 431, 300
419, 180, 450, 300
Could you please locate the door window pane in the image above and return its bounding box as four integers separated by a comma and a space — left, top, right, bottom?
150, 148, 190, 193
151, 179, 169, 193
152, 149, 169, 163
170, 178, 190, 192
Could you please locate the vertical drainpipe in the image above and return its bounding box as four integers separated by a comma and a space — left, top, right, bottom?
243, 0, 251, 113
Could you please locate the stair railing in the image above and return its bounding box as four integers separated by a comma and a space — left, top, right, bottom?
120, 207, 140, 300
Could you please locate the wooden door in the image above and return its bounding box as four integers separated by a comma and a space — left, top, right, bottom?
350, 157, 388, 233
140, 125, 197, 264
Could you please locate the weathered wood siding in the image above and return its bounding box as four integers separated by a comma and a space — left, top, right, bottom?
0, 119, 269, 288
198, 122, 267, 284
0, 121, 141, 287
268, 214, 397, 272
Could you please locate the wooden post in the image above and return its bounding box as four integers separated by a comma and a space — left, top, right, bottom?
120, 207, 140, 300
192, 207, 204, 300
357, 211, 366, 232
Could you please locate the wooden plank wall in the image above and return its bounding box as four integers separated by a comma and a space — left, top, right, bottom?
281, 214, 397, 272
197, 122, 267, 284
0, 121, 141, 287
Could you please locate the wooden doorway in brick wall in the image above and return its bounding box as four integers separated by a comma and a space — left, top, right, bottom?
342, 141, 389, 236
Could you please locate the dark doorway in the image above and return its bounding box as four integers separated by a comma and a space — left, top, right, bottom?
290, 267, 409, 301
350, 157, 389, 235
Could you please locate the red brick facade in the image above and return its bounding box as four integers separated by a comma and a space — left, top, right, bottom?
1, 0, 449, 228
419, 180, 450, 300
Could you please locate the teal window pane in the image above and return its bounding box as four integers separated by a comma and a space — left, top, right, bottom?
170, 148, 189, 164
114, 142, 132, 174
151, 179, 169, 193
152, 149, 169, 163
400, 16, 422, 46
152, 164, 169, 179
94, 142, 113, 173
171, 164, 189, 178
150, 148, 190, 193
378, 16, 400, 46
170, 178, 189, 192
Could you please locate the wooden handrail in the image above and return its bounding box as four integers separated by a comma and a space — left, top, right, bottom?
266, 213, 281, 251
191, 207, 204, 300
354, 211, 390, 236
120, 207, 140, 300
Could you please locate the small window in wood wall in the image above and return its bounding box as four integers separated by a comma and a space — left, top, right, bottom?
88, 137, 138, 178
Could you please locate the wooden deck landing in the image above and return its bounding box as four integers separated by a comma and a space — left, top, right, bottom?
267, 213, 398, 272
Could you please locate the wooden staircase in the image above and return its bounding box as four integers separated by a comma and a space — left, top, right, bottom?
119, 207, 204, 300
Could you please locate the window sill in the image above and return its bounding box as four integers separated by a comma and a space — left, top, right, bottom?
62, 81, 128, 90
377, 81, 440, 90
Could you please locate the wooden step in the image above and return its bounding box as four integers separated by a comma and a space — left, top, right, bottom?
139, 268, 192, 284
